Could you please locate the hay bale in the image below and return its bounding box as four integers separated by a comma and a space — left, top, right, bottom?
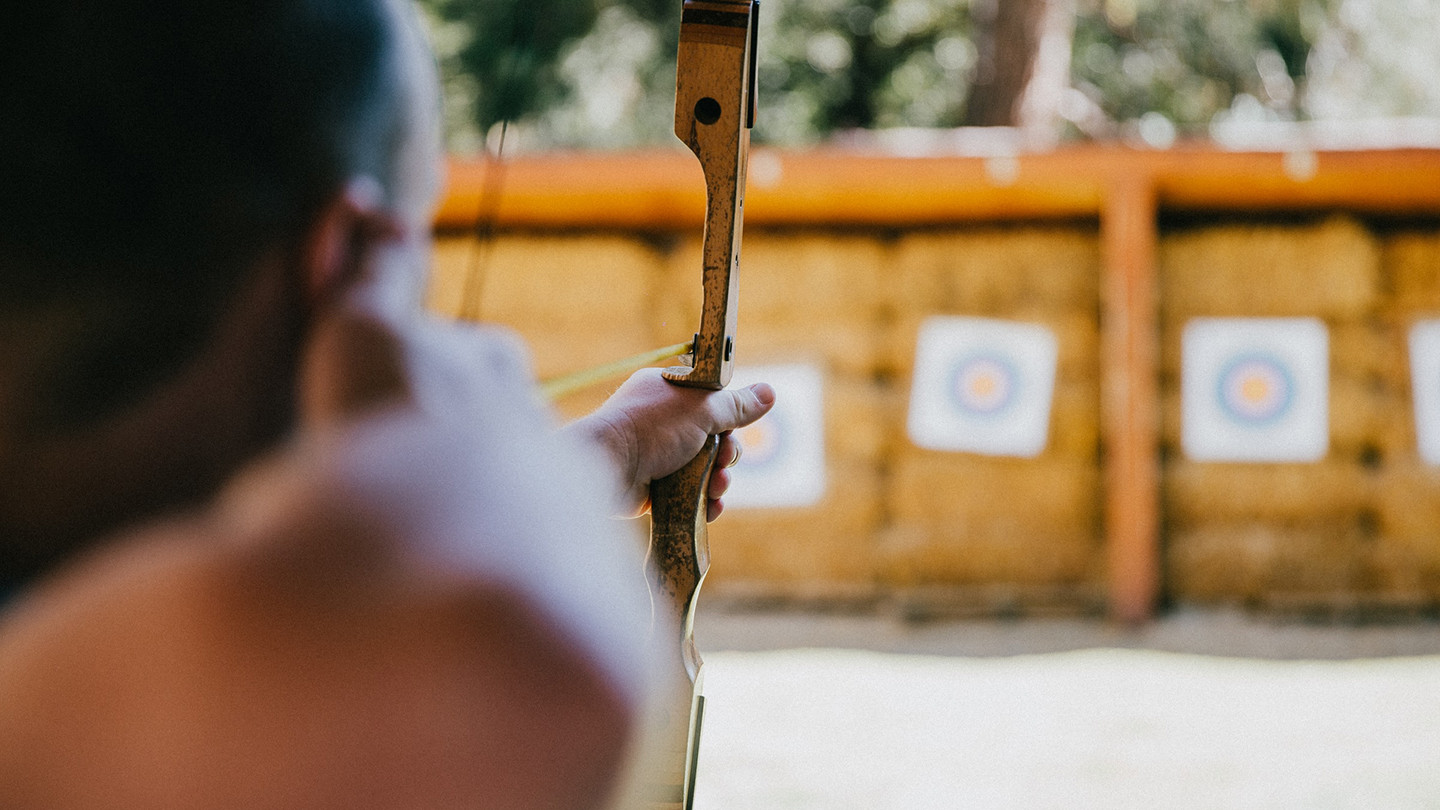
659, 232, 886, 328
818, 372, 891, 464
1330, 320, 1394, 382
1368, 313, 1440, 456
1329, 375, 1394, 456
427, 234, 661, 379
737, 233, 886, 324
1166, 523, 1275, 602
426, 237, 477, 318
1375, 401, 1421, 461
1373, 459, 1440, 543
888, 452, 1100, 533
1160, 386, 1182, 449
1384, 230, 1440, 317
1048, 378, 1101, 459
705, 460, 882, 590
736, 320, 884, 380
888, 227, 1101, 315
1163, 460, 1373, 527
1368, 317, 1430, 461
881, 227, 1100, 383
1367, 536, 1440, 602
1370, 550, 1440, 602
882, 581, 1106, 619
876, 521, 1099, 588
517, 328, 677, 382
658, 233, 889, 377
433, 234, 660, 327
1158, 323, 1184, 380
1020, 310, 1100, 380
1160, 216, 1381, 323
1166, 522, 1370, 603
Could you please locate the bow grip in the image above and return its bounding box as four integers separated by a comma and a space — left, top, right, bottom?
645, 434, 720, 809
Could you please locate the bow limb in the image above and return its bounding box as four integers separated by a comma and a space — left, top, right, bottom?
644, 2, 758, 808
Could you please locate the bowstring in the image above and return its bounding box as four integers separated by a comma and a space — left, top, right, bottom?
459, 118, 508, 323
454, 3, 691, 395
458, 0, 535, 324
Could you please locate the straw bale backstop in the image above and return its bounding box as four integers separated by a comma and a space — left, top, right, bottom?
429, 145, 1440, 620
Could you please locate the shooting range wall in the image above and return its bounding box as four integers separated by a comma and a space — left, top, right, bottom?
428, 144, 1440, 621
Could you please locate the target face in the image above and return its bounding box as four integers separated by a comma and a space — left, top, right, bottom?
734, 411, 785, 472
907, 317, 1058, 457
1409, 320, 1440, 466
1216, 353, 1294, 424
724, 364, 826, 509
949, 354, 1019, 418
1182, 318, 1328, 462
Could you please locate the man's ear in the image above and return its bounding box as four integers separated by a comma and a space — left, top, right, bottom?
300, 176, 403, 307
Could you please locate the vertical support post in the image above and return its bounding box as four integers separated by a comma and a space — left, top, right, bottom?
1100, 172, 1160, 624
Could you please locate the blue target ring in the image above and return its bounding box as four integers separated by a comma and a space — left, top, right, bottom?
1216, 352, 1294, 425
947, 352, 1020, 419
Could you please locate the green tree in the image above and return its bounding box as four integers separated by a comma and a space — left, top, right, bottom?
418, 0, 678, 149
420, 0, 986, 148
1069, 0, 1321, 139
758, 0, 976, 137
421, 0, 1440, 150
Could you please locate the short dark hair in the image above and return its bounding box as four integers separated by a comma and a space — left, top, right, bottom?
0, 0, 406, 428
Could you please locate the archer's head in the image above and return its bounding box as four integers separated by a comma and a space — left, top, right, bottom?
0, 0, 444, 574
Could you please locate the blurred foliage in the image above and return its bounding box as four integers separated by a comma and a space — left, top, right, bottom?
418, 0, 679, 150
1069, 0, 1323, 137
419, 0, 1440, 151
418, 0, 983, 149
757, 0, 978, 139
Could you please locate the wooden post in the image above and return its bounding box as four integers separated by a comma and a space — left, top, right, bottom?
1100, 171, 1160, 624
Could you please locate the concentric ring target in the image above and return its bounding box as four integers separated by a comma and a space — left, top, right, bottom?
947, 353, 1019, 418
735, 410, 785, 472
1216, 352, 1294, 425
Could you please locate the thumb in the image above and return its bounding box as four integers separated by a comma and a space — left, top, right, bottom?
706, 383, 777, 435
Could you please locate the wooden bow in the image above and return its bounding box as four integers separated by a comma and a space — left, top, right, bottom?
644, 2, 758, 808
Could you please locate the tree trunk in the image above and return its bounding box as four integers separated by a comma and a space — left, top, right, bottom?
962, 0, 1076, 135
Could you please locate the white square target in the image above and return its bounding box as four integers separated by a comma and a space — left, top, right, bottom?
1181, 317, 1329, 462
724, 364, 826, 509
906, 316, 1058, 457
1408, 320, 1440, 466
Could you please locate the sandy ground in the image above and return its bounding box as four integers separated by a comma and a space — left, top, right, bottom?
685, 608, 1440, 809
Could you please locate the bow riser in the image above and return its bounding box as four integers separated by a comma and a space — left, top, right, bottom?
646, 2, 757, 808
665, 0, 757, 391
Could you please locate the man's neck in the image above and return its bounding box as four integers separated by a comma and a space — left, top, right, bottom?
0, 257, 304, 586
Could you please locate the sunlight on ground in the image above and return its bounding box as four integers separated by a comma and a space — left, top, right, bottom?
692, 648, 1440, 809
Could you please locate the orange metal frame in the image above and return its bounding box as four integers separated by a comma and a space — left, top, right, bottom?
436, 144, 1440, 622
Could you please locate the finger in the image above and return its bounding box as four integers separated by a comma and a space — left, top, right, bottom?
706, 465, 732, 500
705, 496, 724, 523
713, 431, 742, 470
705, 383, 776, 435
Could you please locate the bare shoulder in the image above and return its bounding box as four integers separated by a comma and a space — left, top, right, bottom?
0, 409, 652, 809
